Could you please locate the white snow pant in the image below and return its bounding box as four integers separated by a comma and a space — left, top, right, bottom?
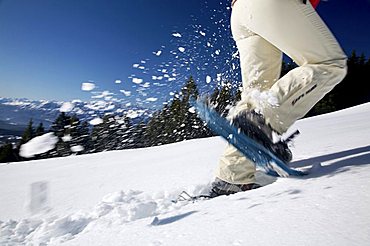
216, 0, 347, 185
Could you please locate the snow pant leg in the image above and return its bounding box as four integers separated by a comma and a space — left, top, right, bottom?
216, 0, 347, 184
216, 35, 283, 185
216, 144, 257, 185
231, 0, 347, 133
237, 36, 282, 93
228, 35, 283, 118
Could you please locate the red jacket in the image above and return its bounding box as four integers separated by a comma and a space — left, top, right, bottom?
310, 0, 320, 9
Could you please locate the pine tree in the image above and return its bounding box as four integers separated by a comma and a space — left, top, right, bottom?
35, 123, 45, 136
19, 119, 34, 146
90, 114, 134, 152
74, 121, 92, 154
211, 83, 233, 116
117, 116, 135, 149
0, 142, 18, 163
48, 113, 85, 157
144, 76, 211, 146
50, 113, 69, 157
129, 121, 148, 148
51, 113, 69, 138
209, 81, 242, 118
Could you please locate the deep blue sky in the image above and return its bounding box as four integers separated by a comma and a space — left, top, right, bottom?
0, 0, 369, 106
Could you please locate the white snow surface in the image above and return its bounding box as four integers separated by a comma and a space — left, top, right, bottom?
1, 103, 370, 245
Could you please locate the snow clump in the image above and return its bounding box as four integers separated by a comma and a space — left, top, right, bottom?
19, 133, 58, 158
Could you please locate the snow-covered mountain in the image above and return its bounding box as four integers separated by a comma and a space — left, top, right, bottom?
1, 103, 370, 245
0, 98, 61, 133
0, 97, 153, 144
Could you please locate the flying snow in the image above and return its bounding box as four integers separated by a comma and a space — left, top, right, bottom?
132, 78, 143, 84
206, 75, 212, 84
71, 145, 84, 153
76, 0, 238, 110
188, 107, 196, 114
81, 82, 96, 91
19, 133, 58, 158
90, 117, 104, 126
178, 47, 186, 53
141, 83, 151, 88
146, 98, 158, 102
154, 50, 162, 56
120, 90, 132, 97
91, 91, 114, 99
152, 76, 164, 81
62, 135, 72, 142
217, 74, 222, 82
172, 33, 182, 38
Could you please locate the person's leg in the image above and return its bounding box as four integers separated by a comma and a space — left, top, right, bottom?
233, 0, 347, 133
215, 0, 347, 187
228, 35, 284, 119
215, 3, 283, 186
216, 145, 256, 185
237, 37, 282, 92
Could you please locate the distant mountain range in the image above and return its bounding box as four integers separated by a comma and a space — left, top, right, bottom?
0, 97, 154, 144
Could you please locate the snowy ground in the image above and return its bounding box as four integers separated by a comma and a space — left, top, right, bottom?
1, 103, 370, 245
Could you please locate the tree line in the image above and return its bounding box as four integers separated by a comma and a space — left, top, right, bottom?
1, 51, 369, 163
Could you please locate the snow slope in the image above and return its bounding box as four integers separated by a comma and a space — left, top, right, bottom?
1, 103, 370, 245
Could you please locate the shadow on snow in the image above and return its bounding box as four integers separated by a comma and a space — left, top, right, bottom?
151, 211, 198, 226
290, 145, 370, 178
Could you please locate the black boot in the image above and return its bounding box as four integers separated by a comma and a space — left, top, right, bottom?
232, 111, 294, 163
209, 178, 262, 198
